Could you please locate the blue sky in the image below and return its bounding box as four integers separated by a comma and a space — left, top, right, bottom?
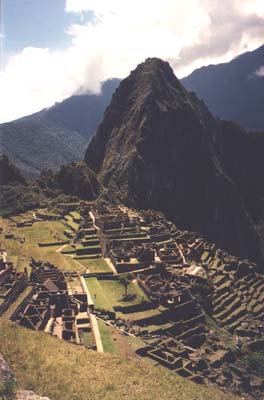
0, 0, 263, 122
2, 0, 92, 64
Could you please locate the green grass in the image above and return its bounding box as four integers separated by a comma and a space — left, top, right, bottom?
99, 279, 150, 308
77, 258, 112, 274
18, 220, 67, 243
84, 277, 114, 313
0, 322, 239, 400
0, 216, 85, 273
98, 320, 117, 354
66, 220, 79, 231
82, 234, 99, 240
61, 244, 76, 254
69, 211, 81, 220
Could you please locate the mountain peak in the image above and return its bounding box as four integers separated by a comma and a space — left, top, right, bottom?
135, 57, 173, 74
125, 57, 184, 98
85, 58, 262, 262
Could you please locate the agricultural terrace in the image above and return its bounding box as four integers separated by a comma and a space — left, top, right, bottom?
0, 213, 84, 273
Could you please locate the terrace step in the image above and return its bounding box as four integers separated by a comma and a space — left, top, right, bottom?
214, 284, 231, 297
247, 298, 258, 312
214, 275, 227, 288
212, 291, 231, 308
213, 293, 237, 315
235, 273, 255, 289
214, 298, 242, 321
227, 314, 249, 332
221, 307, 247, 327
251, 303, 264, 317
241, 277, 260, 292
255, 288, 264, 302
174, 324, 205, 341
249, 279, 264, 292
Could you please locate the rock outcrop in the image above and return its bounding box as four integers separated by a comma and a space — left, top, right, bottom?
0, 353, 50, 400
56, 161, 101, 200
0, 353, 13, 385
16, 390, 50, 400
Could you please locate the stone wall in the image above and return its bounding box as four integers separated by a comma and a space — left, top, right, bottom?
0, 272, 28, 317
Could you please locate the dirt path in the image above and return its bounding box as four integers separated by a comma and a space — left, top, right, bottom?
89, 211, 100, 230
56, 243, 68, 253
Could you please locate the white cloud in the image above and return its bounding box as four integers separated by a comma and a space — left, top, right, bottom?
255, 66, 264, 76
0, 45, 103, 122
0, 0, 263, 122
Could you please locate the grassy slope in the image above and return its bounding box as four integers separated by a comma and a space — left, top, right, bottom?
0, 320, 239, 400
98, 319, 118, 354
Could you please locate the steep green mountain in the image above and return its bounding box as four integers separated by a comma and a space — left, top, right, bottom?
0, 119, 88, 178
85, 57, 263, 263
0, 153, 26, 186
0, 154, 45, 216
181, 44, 264, 131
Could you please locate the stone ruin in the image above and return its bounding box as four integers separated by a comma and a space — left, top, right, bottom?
85, 204, 264, 397
11, 258, 96, 349
0, 252, 28, 317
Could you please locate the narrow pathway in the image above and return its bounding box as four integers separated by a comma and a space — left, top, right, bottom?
56, 243, 68, 253
105, 257, 117, 275
80, 276, 94, 308
89, 211, 100, 230
89, 313, 104, 353
176, 242, 186, 264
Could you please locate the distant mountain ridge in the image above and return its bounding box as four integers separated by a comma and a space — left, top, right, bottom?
0, 119, 88, 178
85, 57, 263, 263
41, 79, 121, 137
181, 44, 264, 131
0, 79, 120, 177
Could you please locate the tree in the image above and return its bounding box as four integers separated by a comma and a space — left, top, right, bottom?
119, 274, 131, 299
